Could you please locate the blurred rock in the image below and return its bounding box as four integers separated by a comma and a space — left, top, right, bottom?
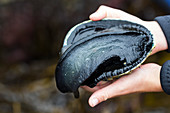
0, 0, 170, 113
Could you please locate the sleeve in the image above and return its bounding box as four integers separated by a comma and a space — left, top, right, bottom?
154, 16, 170, 95
154, 15, 170, 53
160, 60, 170, 95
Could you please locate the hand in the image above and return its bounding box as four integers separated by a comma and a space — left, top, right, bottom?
82, 63, 162, 107
89, 5, 168, 55
82, 5, 168, 107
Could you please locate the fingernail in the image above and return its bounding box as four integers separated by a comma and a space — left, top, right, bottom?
91, 97, 98, 107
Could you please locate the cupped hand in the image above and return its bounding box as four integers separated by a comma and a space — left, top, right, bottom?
81, 5, 168, 107
82, 63, 162, 107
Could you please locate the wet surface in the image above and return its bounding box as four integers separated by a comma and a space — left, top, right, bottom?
0, 0, 170, 113
56, 19, 154, 94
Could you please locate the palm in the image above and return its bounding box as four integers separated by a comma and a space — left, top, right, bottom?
82, 63, 162, 94
82, 64, 162, 107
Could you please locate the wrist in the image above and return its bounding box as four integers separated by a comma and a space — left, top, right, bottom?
143, 21, 168, 54
139, 64, 163, 92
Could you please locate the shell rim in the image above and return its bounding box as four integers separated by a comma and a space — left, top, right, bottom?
62, 18, 155, 78
63, 18, 155, 51
60, 19, 156, 88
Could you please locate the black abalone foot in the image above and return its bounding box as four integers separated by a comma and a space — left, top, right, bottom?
55, 19, 154, 98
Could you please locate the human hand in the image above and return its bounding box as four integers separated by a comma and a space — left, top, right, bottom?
82, 5, 168, 107
89, 5, 168, 55
82, 63, 162, 107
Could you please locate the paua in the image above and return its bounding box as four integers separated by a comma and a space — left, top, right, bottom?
55, 19, 155, 98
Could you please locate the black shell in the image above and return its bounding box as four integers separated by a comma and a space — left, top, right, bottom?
55, 19, 154, 98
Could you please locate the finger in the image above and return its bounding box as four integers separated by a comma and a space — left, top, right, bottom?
88, 74, 139, 107
81, 86, 98, 92
89, 5, 107, 21
89, 5, 128, 21
81, 81, 113, 92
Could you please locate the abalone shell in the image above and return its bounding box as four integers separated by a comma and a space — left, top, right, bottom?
55, 19, 154, 98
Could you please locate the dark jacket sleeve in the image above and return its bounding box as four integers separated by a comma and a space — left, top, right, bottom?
154, 15, 170, 95
160, 60, 170, 95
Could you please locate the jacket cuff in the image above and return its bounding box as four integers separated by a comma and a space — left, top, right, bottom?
160, 60, 170, 95
154, 15, 170, 53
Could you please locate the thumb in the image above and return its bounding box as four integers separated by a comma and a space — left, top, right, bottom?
88, 89, 109, 107
88, 74, 139, 107
88, 81, 123, 107
89, 83, 121, 107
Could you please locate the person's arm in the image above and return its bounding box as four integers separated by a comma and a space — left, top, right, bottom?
154, 15, 170, 52
82, 5, 169, 107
